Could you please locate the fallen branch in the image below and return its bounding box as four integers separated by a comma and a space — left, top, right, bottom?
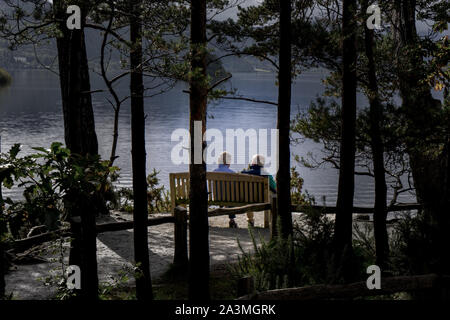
11, 215, 175, 252
238, 274, 450, 300
291, 203, 422, 214
11, 229, 71, 252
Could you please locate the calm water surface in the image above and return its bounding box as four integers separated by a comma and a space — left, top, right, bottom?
0, 69, 414, 206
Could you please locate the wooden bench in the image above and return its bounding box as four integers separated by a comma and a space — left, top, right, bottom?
169, 172, 272, 228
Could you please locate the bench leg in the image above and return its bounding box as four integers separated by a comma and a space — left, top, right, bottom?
247, 212, 254, 226
264, 210, 270, 229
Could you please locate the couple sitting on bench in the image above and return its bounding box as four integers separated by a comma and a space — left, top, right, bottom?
213, 152, 276, 228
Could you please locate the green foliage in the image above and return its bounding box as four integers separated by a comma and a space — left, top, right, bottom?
291, 97, 411, 205
232, 230, 297, 291
0, 143, 119, 239
231, 207, 335, 292
114, 188, 134, 213
390, 211, 450, 276
146, 169, 171, 214
233, 208, 375, 292
209, 0, 319, 77
153, 263, 237, 300
112, 169, 171, 214
290, 167, 314, 205
99, 265, 136, 300
39, 237, 74, 300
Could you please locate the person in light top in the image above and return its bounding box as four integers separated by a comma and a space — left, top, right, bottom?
213, 152, 238, 228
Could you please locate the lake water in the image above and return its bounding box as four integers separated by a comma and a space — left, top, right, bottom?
0, 69, 415, 206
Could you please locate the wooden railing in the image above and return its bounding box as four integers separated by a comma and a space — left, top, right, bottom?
11, 201, 422, 273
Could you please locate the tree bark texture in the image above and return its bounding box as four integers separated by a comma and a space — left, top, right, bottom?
130, 0, 153, 300
54, 0, 98, 156
188, 0, 210, 301
363, 0, 389, 269
276, 0, 293, 240
333, 0, 358, 282
53, 0, 99, 299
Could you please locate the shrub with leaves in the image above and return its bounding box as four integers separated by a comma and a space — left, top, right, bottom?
389, 210, 450, 276
0, 143, 119, 239
112, 169, 171, 214
233, 205, 374, 291
146, 169, 171, 214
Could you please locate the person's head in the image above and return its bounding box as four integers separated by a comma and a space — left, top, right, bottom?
250, 154, 265, 167
218, 151, 232, 167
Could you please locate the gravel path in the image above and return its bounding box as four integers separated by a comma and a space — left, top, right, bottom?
5, 211, 270, 300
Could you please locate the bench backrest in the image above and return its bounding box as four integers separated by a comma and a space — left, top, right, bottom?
169, 172, 269, 213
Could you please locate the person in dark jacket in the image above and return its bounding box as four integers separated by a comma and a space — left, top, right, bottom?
242, 154, 276, 226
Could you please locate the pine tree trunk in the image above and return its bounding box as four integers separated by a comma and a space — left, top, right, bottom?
333, 0, 357, 282
54, 1, 98, 156
363, 0, 389, 270
188, 0, 210, 301
53, 0, 99, 299
130, 0, 153, 300
276, 0, 293, 240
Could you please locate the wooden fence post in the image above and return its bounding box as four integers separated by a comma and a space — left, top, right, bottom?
173, 206, 188, 269
69, 216, 82, 266
270, 195, 278, 240
237, 276, 255, 297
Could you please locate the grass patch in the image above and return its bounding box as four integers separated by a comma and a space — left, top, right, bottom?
96, 263, 238, 300
153, 263, 238, 300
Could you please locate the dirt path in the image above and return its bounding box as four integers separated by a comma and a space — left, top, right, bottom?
5, 211, 270, 300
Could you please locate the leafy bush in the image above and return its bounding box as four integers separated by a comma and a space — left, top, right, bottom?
232, 169, 373, 291
0, 143, 119, 239
146, 169, 171, 214
291, 167, 314, 205
233, 208, 374, 292
390, 210, 449, 276
112, 169, 171, 214
232, 207, 336, 292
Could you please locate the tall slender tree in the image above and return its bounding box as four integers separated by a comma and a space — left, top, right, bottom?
333, 0, 358, 282
53, 0, 99, 299
188, 0, 210, 301
129, 0, 153, 300
362, 0, 389, 269
53, 0, 98, 156
277, 0, 293, 239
